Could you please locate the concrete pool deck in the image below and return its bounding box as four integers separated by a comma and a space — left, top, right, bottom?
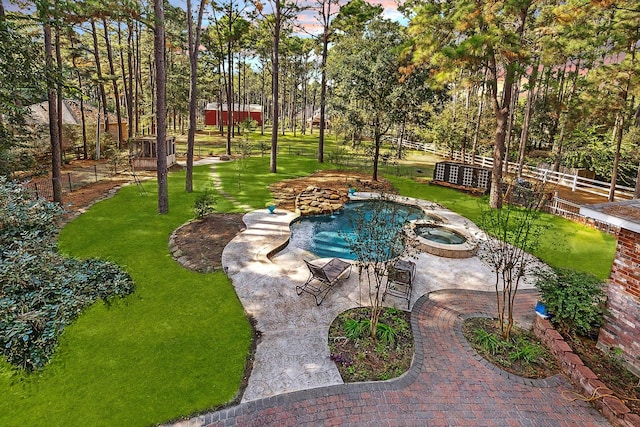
168, 193, 609, 426
220, 194, 546, 403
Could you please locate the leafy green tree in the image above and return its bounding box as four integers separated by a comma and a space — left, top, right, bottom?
331, 0, 381, 38
406, 0, 534, 208
328, 18, 405, 181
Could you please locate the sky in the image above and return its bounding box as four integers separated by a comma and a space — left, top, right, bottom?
2, 0, 408, 37
295, 0, 406, 35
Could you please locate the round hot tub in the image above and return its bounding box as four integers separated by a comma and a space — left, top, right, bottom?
407, 220, 477, 258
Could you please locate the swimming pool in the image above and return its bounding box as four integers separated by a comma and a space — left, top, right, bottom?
288, 200, 428, 260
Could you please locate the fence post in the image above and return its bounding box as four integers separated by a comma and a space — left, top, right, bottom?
67, 173, 72, 193
572, 174, 577, 192
34, 183, 39, 199
94, 165, 98, 182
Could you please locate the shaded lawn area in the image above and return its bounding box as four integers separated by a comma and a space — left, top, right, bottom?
215, 153, 337, 209
389, 176, 616, 281
0, 166, 252, 426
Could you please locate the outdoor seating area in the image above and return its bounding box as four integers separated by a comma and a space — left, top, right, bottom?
383, 259, 416, 309
297, 258, 352, 305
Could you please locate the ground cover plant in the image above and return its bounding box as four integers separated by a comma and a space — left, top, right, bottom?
329, 307, 414, 382
0, 166, 252, 426
462, 317, 559, 379
0, 178, 134, 370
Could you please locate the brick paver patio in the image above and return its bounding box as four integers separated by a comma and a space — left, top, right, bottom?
174, 289, 609, 426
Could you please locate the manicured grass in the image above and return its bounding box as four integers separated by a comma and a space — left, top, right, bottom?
215, 151, 337, 209
0, 166, 251, 426
388, 175, 617, 280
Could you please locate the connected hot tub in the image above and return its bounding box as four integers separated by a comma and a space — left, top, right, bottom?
406, 220, 478, 259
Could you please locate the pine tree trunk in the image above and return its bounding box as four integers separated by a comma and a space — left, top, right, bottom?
103, 18, 123, 148
185, 0, 206, 193
118, 21, 133, 140
44, 20, 62, 203
517, 62, 540, 177
55, 26, 64, 165
609, 113, 624, 202
154, 0, 168, 214
91, 20, 109, 135
68, 33, 89, 159
226, 39, 233, 154
318, 10, 330, 163
270, 1, 281, 173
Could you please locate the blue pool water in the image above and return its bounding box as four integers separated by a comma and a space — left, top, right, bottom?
289, 200, 428, 260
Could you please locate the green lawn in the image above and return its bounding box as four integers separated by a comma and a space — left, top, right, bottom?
0, 134, 617, 425
0, 166, 251, 426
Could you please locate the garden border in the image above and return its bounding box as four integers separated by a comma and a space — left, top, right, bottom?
533, 316, 640, 427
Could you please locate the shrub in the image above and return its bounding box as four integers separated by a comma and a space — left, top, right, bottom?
0, 177, 134, 370
535, 267, 607, 337
193, 188, 217, 219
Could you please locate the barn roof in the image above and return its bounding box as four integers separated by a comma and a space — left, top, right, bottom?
205, 102, 262, 113
26, 99, 124, 126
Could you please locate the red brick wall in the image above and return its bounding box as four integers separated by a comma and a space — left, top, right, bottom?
597, 227, 640, 376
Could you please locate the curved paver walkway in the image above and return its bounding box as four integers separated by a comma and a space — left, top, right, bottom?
175, 289, 608, 426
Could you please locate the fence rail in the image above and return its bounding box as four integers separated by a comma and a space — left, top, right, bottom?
543, 195, 619, 234
23, 162, 127, 201
401, 140, 636, 201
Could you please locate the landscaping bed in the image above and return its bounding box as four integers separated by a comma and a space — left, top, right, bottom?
462, 317, 560, 379
328, 307, 414, 382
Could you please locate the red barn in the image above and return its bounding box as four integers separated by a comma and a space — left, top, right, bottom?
204, 103, 263, 126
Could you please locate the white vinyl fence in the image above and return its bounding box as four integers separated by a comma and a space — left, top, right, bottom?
401, 140, 635, 201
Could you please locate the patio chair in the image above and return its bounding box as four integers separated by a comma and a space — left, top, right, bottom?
382, 259, 416, 309
297, 258, 352, 305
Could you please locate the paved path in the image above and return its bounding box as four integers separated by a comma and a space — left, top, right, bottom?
176, 289, 608, 426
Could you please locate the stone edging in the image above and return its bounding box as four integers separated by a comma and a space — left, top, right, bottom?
168, 219, 202, 271
533, 316, 640, 427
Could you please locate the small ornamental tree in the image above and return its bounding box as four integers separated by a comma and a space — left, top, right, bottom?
0, 177, 134, 370
478, 180, 546, 340
341, 194, 419, 339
